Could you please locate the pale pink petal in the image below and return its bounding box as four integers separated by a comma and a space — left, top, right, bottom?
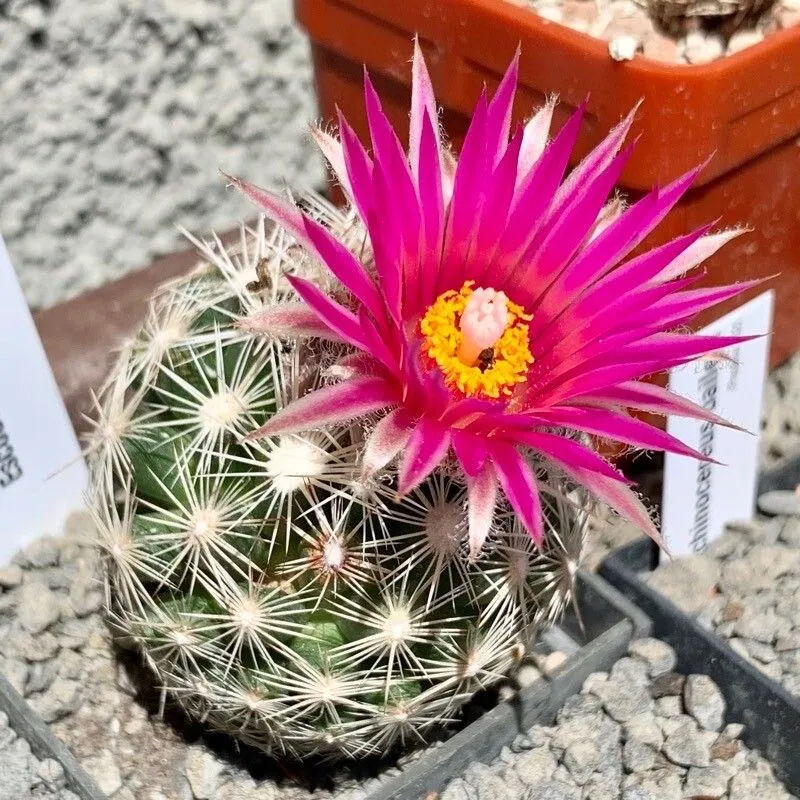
467, 464, 498, 561
325, 352, 384, 381
362, 408, 415, 476
309, 125, 352, 198
236, 303, 344, 342
555, 102, 638, 204
337, 111, 375, 224
441, 148, 457, 206
397, 419, 451, 496
516, 97, 556, 186
588, 196, 625, 242
244, 377, 397, 440
652, 228, 746, 284
409, 37, 440, 182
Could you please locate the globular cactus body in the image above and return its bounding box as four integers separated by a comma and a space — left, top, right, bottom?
87, 206, 585, 760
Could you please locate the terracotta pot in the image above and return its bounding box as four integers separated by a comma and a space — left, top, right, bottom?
294, 0, 800, 368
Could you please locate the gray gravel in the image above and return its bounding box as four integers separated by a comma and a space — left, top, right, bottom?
0, 0, 323, 310
647, 510, 800, 699
761, 352, 800, 468
2, 514, 798, 799
439, 637, 796, 800
0, 710, 76, 800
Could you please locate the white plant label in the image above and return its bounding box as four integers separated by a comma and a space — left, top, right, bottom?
661, 290, 774, 558
0, 235, 87, 562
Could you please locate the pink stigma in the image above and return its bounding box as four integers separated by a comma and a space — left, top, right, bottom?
457, 288, 509, 366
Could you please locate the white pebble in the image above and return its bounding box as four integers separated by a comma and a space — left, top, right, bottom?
540, 651, 568, 676
609, 35, 642, 61
537, 4, 565, 22
727, 29, 765, 54
681, 31, 725, 64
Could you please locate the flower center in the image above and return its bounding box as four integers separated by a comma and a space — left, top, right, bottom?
420, 281, 534, 398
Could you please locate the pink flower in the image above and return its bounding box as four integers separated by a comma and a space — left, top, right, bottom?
229, 42, 759, 559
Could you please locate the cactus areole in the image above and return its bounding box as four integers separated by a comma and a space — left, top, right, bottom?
89, 42, 757, 759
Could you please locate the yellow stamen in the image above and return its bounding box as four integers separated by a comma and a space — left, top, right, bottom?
420, 281, 534, 399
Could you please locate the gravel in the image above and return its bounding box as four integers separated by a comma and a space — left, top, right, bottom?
1, 0, 323, 311
2, 513, 798, 800
438, 637, 796, 800
762, 352, 800, 468
0, 710, 73, 800
646, 507, 800, 701
507, 0, 798, 64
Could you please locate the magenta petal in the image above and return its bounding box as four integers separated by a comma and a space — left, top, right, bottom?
566, 465, 663, 547
533, 164, 706, 328
512, 430, 629, 481
531, 228, 711, 364
337, 111, 374, 224
500, 102, 585, 266
627, 278, 765, 332
438, 91, 490, 293
531, 406, 716, 461
484, 47, 520, 167
397, 419, 452, 496
237, 303, 344, 342
452, 430, 490, 478
599, 332, 759, 368
409, 111, 445, 315
575, 381, 743, 429
357, 306, 401, 373
471, 126, 524, 281
300, 215, 385, 320
285, 275, 369, 350
491, 443, 544, 544
556, 103, 637, 205
245, 377, 398, 440
518, 145, 635, 304
362, 408, 415, 476
467, 464, 498, 561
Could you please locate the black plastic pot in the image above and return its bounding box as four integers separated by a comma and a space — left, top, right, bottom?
0, 673, 104, 800
366, 570, 651, 800
600, 537, 800, 795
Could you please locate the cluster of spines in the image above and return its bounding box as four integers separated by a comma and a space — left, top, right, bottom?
86, 202, 588, 759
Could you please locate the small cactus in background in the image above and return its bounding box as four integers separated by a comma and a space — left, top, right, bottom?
87, 211, 587, 759
637, 0, 776, 35
88, 41, 755, 759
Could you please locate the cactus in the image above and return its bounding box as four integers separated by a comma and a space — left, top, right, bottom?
87, 39, 752, 759
87, 207, 588, 759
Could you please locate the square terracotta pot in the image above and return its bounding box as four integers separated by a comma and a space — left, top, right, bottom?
295, 0, 800, 367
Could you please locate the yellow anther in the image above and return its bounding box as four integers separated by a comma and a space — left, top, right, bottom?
420, 282, 534, 399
